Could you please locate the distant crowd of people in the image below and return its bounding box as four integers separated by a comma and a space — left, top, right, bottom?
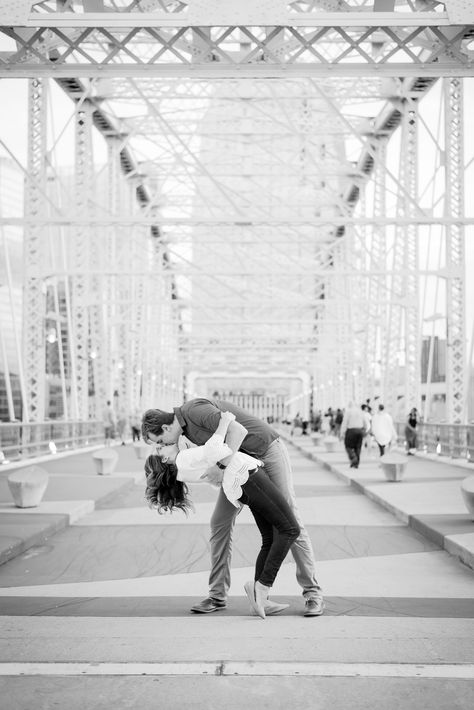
101, 401, 142, 446
289, 402, 420, 468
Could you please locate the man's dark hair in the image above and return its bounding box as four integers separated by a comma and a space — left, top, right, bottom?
141, 409, 174, 440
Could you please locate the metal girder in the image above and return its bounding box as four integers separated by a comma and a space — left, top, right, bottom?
72, 99, 94, 419
444, 76, 466, 424
3, 217, 474, 227
3, 3, 471, 417
383, 99, 420, 417
363, 139, 387, 404
1, 21, 473, 78
23, 77, 47, 422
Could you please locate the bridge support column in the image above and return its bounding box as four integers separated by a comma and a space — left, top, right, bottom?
444, 77, 466, 424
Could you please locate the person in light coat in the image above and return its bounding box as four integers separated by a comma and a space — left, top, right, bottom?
371, 404, 397, 457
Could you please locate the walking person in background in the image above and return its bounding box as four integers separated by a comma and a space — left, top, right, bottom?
371, 404, 397, 457
141, 398, 324, 617
325, 407, 335, 434
145, 411, 300, 619
340, 401, 368, 469
320, 409, 332, 436
334, 408, 344, 438
291, 412, 303, 436
311, 410, 322, 433
361, 403, 373, 457
131, 408, 141, 442
405, 407, 419, 455
116, 409, 128, 446
102, 400, 116, 446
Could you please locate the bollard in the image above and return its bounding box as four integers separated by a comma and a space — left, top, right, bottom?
379, 453, 408, 482
92, 448, 119, 475
311, 432, 323, 446
460, 476, 474, 520
7, 466, 49, 508
323, 436, 339, 453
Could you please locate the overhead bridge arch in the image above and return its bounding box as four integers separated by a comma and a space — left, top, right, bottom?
0, 0, 472, 426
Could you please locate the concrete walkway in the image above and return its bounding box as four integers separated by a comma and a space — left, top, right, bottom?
0, 439, 473, 709
0, 443, 144, 565
284, 431, 474, 571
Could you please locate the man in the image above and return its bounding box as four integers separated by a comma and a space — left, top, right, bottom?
340, 401, 368, 469
142, 398, 324, 617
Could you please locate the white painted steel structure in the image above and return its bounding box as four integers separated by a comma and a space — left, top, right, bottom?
0, 1, 473, 424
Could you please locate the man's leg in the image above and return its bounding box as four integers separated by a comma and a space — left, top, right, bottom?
208, 487, 240, 599
262, 438, 323, 604
354, 431, 364, 466
345, 429, 358, 466
191, 487, 239, 613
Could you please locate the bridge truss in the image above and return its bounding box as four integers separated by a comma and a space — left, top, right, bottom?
0, 0, 472, 422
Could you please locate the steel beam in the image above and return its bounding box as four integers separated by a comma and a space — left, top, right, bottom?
22, 12, 453, 29
444, 77, 466, 424
23, 78, 47, 423
1, 23, 472, 78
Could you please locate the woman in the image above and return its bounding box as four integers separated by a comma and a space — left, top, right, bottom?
405, 407, 419, 454
145, 411, 300, 619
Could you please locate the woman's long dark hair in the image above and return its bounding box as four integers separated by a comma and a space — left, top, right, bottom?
144, 454, 193, 515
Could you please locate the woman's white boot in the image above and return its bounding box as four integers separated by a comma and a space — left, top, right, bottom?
244, 581, 269, 619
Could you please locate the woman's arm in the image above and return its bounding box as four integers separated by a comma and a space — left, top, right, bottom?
212, 412, 248, 467
214, 411, 236, 438
176, 413, 237, 476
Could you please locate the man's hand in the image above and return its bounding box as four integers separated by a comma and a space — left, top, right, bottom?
201, 464, 224, 487
220, 411, 236, 424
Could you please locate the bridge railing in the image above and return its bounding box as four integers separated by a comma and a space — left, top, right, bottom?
0, 421, 104, 463
395, 422, 474, 462
2, 419, 473, 465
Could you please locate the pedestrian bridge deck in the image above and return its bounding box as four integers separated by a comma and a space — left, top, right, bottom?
1, 433, 473, 573
0, 437, 473, 709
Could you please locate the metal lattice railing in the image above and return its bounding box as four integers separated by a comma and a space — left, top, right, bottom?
395, 421, 474, 462
0, 421, 104, 462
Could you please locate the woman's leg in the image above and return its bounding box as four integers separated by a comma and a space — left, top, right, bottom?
261, 438, 322, 599
248, 507, 273, 583
242, 469, 300, 588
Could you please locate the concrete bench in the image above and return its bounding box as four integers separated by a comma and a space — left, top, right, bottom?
461, 475, 474, 520
379, 453, 408, 482
323, 436, 339, 453
134, 442, 151, 460
8, 466, 49, 508
92, 448, 119, 475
